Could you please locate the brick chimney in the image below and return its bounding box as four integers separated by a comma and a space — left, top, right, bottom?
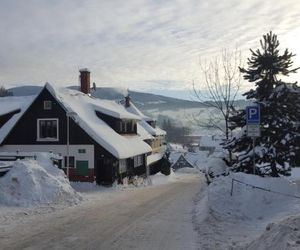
79, 68, 90, 94
125, 94, 131, 108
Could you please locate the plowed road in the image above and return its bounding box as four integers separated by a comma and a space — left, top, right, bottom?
1, 174, 205, 250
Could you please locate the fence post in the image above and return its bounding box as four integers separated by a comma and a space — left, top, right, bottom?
230, 179, 234, 196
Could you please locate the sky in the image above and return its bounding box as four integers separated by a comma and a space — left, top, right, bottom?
1, 0, 300, 100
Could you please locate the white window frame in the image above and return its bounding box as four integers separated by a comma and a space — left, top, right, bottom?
37, 118, 59, 141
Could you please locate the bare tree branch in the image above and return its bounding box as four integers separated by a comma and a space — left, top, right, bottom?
192, 48, 243, 140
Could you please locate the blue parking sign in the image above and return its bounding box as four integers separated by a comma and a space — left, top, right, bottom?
246, 106, 260, 124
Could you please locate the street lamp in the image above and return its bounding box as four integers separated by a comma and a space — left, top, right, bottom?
66, 111, 77, 179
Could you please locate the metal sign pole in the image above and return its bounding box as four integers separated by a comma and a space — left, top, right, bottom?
246, 105, 260, 176
253, 137, 255, 175
67, 115, 70, 179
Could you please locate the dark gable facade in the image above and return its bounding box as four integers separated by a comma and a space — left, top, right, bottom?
0, 86, 148, 185
172, 155, 194, 171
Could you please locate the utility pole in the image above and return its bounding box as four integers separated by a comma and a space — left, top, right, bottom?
66, 111, 77, 180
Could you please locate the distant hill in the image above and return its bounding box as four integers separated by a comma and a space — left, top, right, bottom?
8, 85, 249, 133
8, 85, 43, 96
90, 87, 206, 111
8, 85, 206, 111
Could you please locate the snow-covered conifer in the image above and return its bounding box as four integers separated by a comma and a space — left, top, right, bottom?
226, 32, 300, 176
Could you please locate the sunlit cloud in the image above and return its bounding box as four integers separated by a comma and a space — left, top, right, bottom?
0, 0, 300, 97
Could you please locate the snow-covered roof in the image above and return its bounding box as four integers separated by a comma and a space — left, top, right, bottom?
169, 151, 182, 164
147, 153, 163, 166
137, 123, 154, 140
200, 136, 219, 147
184, 151, 210, 170
0, 96, 36, 144
168, 143, 187, 153
123, 100, 166, 137
45, 83, 152, 159
138, 119, 166, 137
57, 89, 140, 120
124, 100, 153, 121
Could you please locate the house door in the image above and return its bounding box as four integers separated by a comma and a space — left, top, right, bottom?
96, 158, 114, 185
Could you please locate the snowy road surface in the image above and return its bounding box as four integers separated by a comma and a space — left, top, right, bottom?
1, 174, 205, 250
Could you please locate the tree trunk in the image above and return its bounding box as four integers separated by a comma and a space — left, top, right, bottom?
225, 118, 233, 165
270, 160, 279, 177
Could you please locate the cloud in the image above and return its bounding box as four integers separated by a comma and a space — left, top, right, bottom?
1, 0, 300, 96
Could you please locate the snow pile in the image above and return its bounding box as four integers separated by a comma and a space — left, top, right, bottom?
245, 216, 300, 250
0, 154, 82, 206
208, 173, 299, 221
175, 167, 200, 174
194, 172, 300, 249
206, 157, 228, 178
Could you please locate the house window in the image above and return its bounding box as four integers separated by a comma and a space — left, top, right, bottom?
37, 118, 59, 141
119, 121, 126, 133
119, 120, 135, 133
64, 156, 75, 168
78, 149, 86, 154
119, 159, 127, 173
134, 155, 143, 168
121, 121, 127, 132
43, 100, 52, 110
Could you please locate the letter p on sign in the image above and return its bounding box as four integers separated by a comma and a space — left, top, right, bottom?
246, 106, 260, 124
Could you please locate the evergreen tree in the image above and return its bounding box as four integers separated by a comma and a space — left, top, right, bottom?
0, 85, 13, 97
226, 32, 300, 176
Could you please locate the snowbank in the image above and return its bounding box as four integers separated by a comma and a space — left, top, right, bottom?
245, 216, 300, 250
208, 173, 299, 221
194, 172, 300, 249
175, 167, 200, 174
0, 153, 82, 206
206, 157, 228, 178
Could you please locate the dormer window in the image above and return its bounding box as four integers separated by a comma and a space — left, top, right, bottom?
119, 121, 127, 132
37, 118, 59, 141
119, 120, 135, 133
43, 100, 52, 110
147, 120, 156, 128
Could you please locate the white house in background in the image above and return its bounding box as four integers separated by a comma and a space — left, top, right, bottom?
120, 96, 167, 174
0, 69, 152, 185
199, 135, 222, 154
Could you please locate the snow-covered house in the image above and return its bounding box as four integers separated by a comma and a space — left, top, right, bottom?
0, 69, 152, 185
199, 135, 222, 154
121, 96, 166, 174
171, 154, 194, 171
